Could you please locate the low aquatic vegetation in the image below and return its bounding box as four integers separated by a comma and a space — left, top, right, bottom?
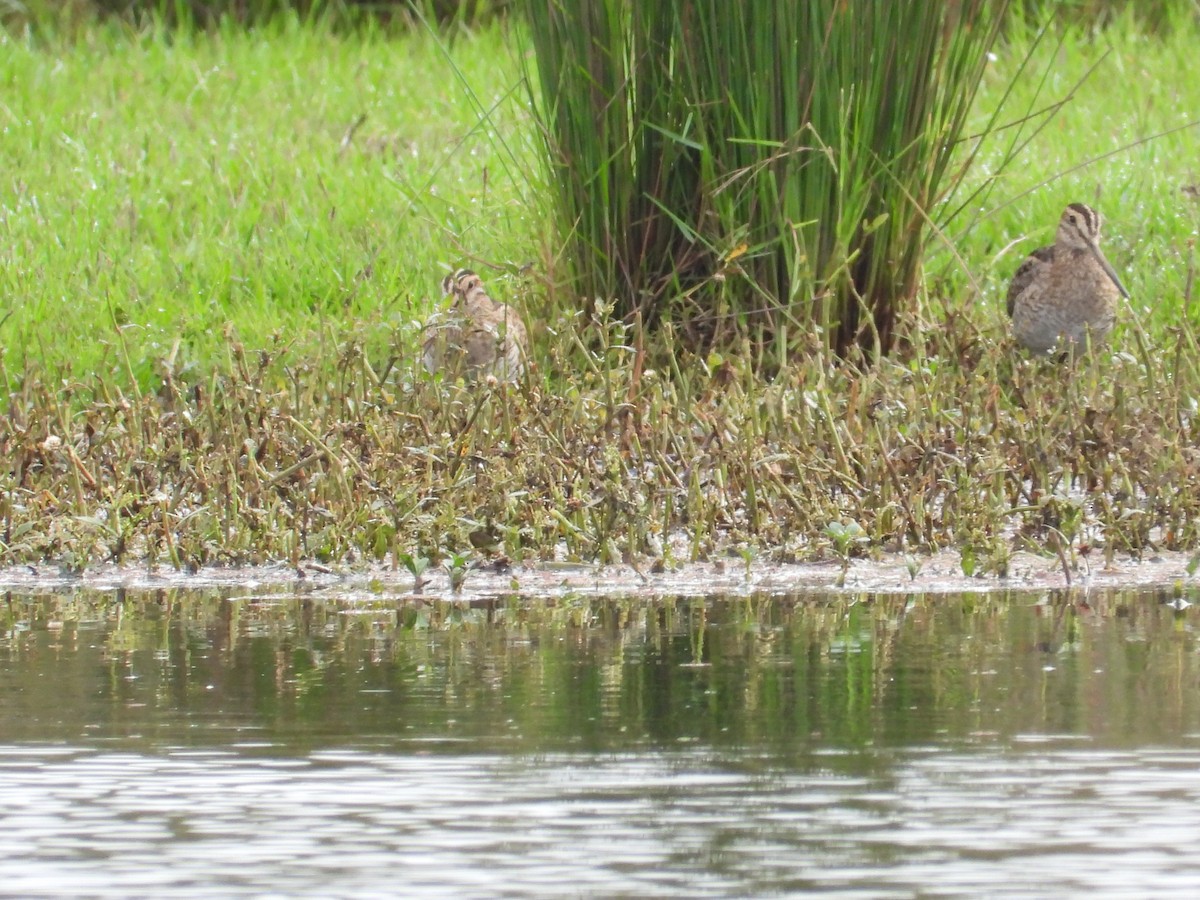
4, 307, 1200, 572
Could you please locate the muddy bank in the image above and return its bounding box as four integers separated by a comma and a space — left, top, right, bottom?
0, 549, 1193, 601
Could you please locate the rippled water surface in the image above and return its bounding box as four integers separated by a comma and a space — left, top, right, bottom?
4, 585, 1200, 896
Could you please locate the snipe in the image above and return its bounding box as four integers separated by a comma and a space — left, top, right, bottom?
1007, 203, 1129, 355
422, 268, 527, 383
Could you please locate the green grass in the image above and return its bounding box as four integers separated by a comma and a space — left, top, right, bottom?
3, 15, 1197, 379
0, 16, 541, 382
938, 14, 1200, 336
2, 13, 1200, 573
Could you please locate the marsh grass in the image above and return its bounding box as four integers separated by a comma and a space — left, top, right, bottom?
2, 15, 1200, 573
524, 1, 1011, 359
5, 305, 1200, 575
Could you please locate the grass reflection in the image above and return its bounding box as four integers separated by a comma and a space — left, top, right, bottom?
1, 588, 1198, 753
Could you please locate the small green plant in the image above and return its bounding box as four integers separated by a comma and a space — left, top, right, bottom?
737, 544, 757, 582
445, 552, 470, 593
397, 551, 431, 593
825, 520, 866, 586
905, 555, 922, 582
960, 544, 977, 578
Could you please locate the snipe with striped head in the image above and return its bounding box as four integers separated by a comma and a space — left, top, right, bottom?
1007, 203, 1129, 355
422, 268, 527, 383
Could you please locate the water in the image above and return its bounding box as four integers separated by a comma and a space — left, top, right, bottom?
3, 586, 1200, 897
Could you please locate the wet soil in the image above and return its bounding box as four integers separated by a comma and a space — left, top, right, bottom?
0, 548, 1193, 600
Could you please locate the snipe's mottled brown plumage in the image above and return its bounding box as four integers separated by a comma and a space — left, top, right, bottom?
1007, 203, 1129, 355
422, 268, 527, 383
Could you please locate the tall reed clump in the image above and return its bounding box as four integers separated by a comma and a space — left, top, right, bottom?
524, 0, 1009, 359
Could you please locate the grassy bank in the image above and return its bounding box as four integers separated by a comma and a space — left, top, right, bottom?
0, 17, 540, 381
2, 14, 1200, 574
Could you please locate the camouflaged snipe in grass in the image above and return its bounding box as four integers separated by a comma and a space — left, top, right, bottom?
422, 269, 528, 384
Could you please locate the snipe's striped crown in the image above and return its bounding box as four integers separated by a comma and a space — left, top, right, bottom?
442, 268, 482, 296
1056, 202, 1102, 253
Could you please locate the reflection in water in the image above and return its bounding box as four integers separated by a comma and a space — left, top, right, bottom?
2, 586, 1200, 895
